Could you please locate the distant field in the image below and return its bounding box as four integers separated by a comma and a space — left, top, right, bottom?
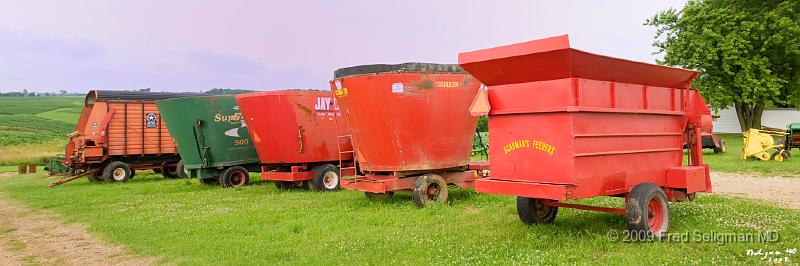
0, 97, 81, 115
0, 97, 81, 165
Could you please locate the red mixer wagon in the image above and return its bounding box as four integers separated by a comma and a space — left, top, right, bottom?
459, 35, 712, 237
331, 63, 489, 207
236, 90, 354, 191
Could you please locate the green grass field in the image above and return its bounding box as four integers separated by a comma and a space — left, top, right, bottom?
0, 97, 81, 165
703, 134, 800, 177
0, 173, 797, 265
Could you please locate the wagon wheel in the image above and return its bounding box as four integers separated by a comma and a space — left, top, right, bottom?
516, 197, 558, 224
364, 191, 394, 199
161, 163, 180, 178
625, 183, 670, 240
713, 139, 727, 153
412, 173, 449, 207
102, 161, 132, 182
219, 166, 249, 188
770, 149, 790, 161
176, 160, 188, 178
310, 164, 341, 192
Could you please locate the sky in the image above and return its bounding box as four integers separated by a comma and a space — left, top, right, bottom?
0, 0, 687, 93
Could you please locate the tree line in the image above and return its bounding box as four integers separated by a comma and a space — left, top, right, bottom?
648, 0, 799, 131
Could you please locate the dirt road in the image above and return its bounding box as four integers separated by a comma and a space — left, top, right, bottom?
711, 172, 800, 209
0, 173, 157, 265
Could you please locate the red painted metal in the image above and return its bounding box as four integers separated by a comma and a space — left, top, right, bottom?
331, 72, 480, 172
459, 35, 712, 201
340, 170, 477, 193
544, 201, 626, 215
261, 166, 315, 181
331, 65, 485, 195
236, 90, 352, 181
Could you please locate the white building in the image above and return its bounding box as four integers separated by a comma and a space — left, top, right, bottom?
712, 108, 800, 133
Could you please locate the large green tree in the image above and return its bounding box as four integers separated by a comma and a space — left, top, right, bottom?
647, 0, 800, 131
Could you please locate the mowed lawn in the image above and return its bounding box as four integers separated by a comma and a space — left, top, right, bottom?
0, 172, 797, 265
702, 134, 800, 177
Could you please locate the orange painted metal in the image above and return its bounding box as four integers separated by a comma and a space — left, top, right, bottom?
331, 71, 480, 172
236, 90, 352, 181
459, 35, 712, 202
331, 64, 485, 194
64, 90, 185, 172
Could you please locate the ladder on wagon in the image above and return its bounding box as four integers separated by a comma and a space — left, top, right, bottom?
331, 91, 357, 177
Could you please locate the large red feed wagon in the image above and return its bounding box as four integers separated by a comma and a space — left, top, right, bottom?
331, 63, 489, 207
236, 90, 354, 191
53, 90, 200, 186
459, 35, 712, 237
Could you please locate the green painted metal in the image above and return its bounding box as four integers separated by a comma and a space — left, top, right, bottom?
789, 123, 800, 132
157, 95, 259, 179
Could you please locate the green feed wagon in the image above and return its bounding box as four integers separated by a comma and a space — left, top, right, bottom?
156, 95, 260, 187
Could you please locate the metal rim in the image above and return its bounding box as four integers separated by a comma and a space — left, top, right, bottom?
112, 167, 126, 181
534, 199, 551, 217
647, 196, 665, 233
425, 183, 442, 201
230, 171, 246, 187
322, 171, 339, 189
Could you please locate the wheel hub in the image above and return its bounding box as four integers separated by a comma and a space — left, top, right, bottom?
231, 172, 246, 186
112, 168, 125, 180
322, 171, 339, 189
647, 197, 664, 233
426, 184, 440, 200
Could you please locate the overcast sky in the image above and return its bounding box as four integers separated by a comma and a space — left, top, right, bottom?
0, 0, 687, 93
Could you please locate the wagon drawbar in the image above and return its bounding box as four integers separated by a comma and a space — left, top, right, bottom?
459, 35, 712, 238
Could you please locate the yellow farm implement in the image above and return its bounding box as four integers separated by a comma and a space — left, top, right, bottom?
742, 128, 789, 161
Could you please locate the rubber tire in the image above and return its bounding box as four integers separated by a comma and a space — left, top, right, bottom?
161, 163, 180, 178
625, 183, 670, 240
86, 171, 103, 182
310, 164, 340, 192
411, 173, 449, 207
102, 161, 132, 182
516, 197, 558, 225
176, 160, 188, 178
365, 192, 395, 199
199, 178, 219, 185
713, 139, 727, 153
153, 168, 162, 174
274, 181, 295, 190
130, 169, 136, 179
770, 149, 790, 161
219, 166, 249, 188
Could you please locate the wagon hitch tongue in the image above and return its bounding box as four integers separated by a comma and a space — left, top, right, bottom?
49, 169, 100, 188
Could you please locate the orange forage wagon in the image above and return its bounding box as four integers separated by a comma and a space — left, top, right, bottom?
53, 90, 202, 186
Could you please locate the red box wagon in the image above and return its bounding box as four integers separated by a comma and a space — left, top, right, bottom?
330, 63, 489, 207
236, 90, 354, 191
52, 90, 200, 187
459, 35, 712, 237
